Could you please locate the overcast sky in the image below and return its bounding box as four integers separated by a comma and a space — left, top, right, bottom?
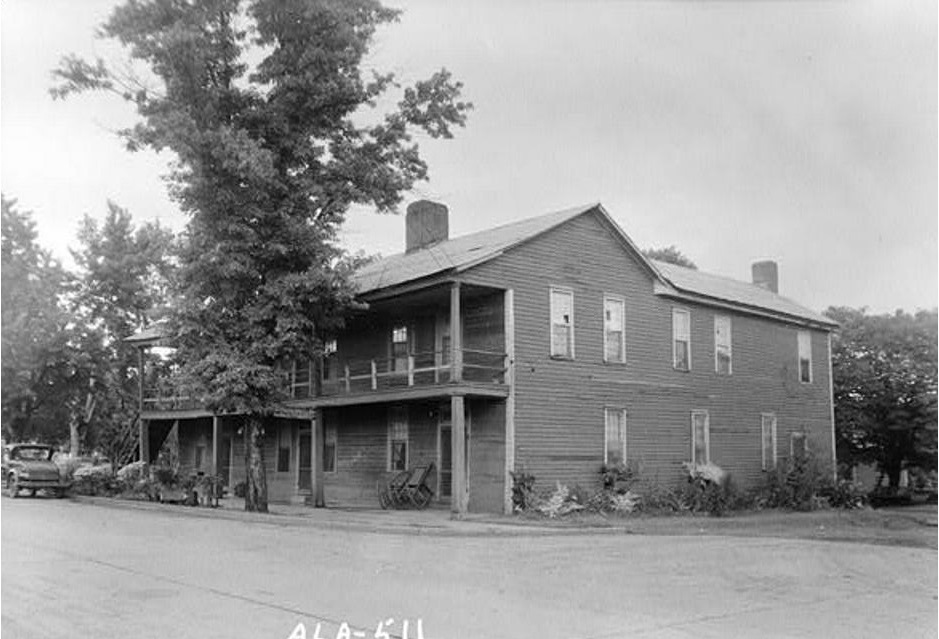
2, 0, 936, 314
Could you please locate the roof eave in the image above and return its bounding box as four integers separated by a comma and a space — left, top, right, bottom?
653, 281, 837, 330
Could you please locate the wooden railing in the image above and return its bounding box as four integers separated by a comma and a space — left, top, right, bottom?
315, 348, 507, 398
143, 348, 508, 410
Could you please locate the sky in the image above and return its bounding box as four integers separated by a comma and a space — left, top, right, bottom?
1, 0, 936, 315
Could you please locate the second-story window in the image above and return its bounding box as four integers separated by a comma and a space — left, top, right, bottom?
391, 326, 409, 372
714, 315, 732, 375
672, 308, 691, 371
797, 330, 812, 383
550, 287, 574, 359
292, 358, 311, 399
322, 339, 337, 381
603, 296, 626, 363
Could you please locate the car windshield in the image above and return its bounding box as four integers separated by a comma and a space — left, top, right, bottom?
12, 447, 53, 461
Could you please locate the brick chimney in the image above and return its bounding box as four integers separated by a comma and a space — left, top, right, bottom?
751, 260, 779, 293
406, 200, 449, 253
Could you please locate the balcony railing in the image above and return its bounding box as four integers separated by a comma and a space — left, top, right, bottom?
142, 348, 508, 410
309, 348, 507, 398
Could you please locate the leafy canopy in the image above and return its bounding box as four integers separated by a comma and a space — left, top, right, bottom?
52, 0, 471, 419
643, 245, 697, 270
825, 306, 938, 486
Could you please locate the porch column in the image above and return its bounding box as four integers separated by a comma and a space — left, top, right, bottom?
139, 418, 150, 464
211, 416, 220, 477
450, 282, 463, 383
503, 288, 516, 515
450, 393, 467, 517
312, 408, 325, 508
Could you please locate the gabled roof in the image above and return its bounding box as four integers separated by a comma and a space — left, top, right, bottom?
354, 201, 834, 329
651, 260, 835, 327
354, 203, 600, 293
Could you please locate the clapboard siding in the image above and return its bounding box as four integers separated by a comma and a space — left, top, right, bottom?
468, 399, 505, 513
462, 210, 833, 492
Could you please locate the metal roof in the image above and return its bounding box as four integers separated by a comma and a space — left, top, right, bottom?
355, 202, 833, 327
651, 260, 835, 327
354, 203, 600, 293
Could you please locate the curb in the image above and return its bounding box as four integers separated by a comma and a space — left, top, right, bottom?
66, 495, 633, 538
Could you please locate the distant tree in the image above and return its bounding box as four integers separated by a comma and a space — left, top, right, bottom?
643, 246, 697, 270
53, 0, 471, 511
1, 196, 86, 445
825, 306, 938, 489
70, 202, 176, 462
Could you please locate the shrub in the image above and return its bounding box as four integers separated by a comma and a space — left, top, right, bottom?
679, 462, 740, 516
71, 465, 116, 496
536, 482, 585, 518
233, 480, 247, 498
822, 478, 868, 510
599, 463, 636, 493
510, 470, 537, 512
754, 454, 841, 511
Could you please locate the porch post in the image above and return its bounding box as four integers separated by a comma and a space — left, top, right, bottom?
139, 418, 150, 464
450, 393, 467, 517
503, 288, 516, 515
450, 282, 462, 383
312, 408, 325, 508
211, 416, 220, 477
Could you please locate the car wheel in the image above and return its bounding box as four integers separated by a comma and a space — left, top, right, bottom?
6, 474, 19, 498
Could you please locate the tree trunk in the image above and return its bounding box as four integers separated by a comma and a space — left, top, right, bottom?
243, 416, 268, 513
69, 415, 81, 457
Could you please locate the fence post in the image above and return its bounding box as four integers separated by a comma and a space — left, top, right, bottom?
344, 365, 351, 393
371, 360, 378, 390
407, 355, 415, 386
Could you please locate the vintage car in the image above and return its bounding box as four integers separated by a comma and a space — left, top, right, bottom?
2, 443, 70, 498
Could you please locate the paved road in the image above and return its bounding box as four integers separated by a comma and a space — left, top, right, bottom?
2, 497, 935, 639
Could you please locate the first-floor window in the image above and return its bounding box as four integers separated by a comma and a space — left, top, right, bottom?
604, 408, 627, 466
790, 431, 807, 461
388, 407, 409, 471
323, 422, 337, 473
761, 413, 777, 471
277, 426, 291, 472
691, 411, 709, 465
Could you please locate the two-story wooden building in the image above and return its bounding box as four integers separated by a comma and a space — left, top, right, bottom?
133, 201, 837, 514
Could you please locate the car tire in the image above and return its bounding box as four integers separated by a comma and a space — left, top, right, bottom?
6, 474, 19, 498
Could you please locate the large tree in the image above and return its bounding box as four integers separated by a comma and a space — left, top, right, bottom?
826, 306, 938, 489
71, 202, 176, 462
1, 196, 85, 445
643, 245, 697, 270
53, 0, 471, 511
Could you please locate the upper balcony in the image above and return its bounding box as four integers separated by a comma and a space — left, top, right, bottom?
139, 281, 511, 414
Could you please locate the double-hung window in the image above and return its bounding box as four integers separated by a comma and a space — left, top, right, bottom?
388, 407, 409, 471
550, 287, 574, 359
714, 315, 732, 374
691, 410, 709, 465
604, 408, 627, 466
797, 330, 812, 383
761, 413, 777, 471
603, 296, 626, 363
673, 308, 691, 371
790, 431, 807, 461
323, 422, 337, 473
391, 326, 409, 372
322, 339, 337, 381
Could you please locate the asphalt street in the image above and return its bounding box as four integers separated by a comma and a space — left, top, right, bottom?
1, 497, 935, 639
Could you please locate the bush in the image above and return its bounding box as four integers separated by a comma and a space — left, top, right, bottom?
71, 465, 116, 496
822, 478, 868, 510
536, 482, 585, 518
754, 455, 842, 511
510, 471, 537, 512
678, 462, 740, 516
233, 481, 247, 498
600, 463, 636, 493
